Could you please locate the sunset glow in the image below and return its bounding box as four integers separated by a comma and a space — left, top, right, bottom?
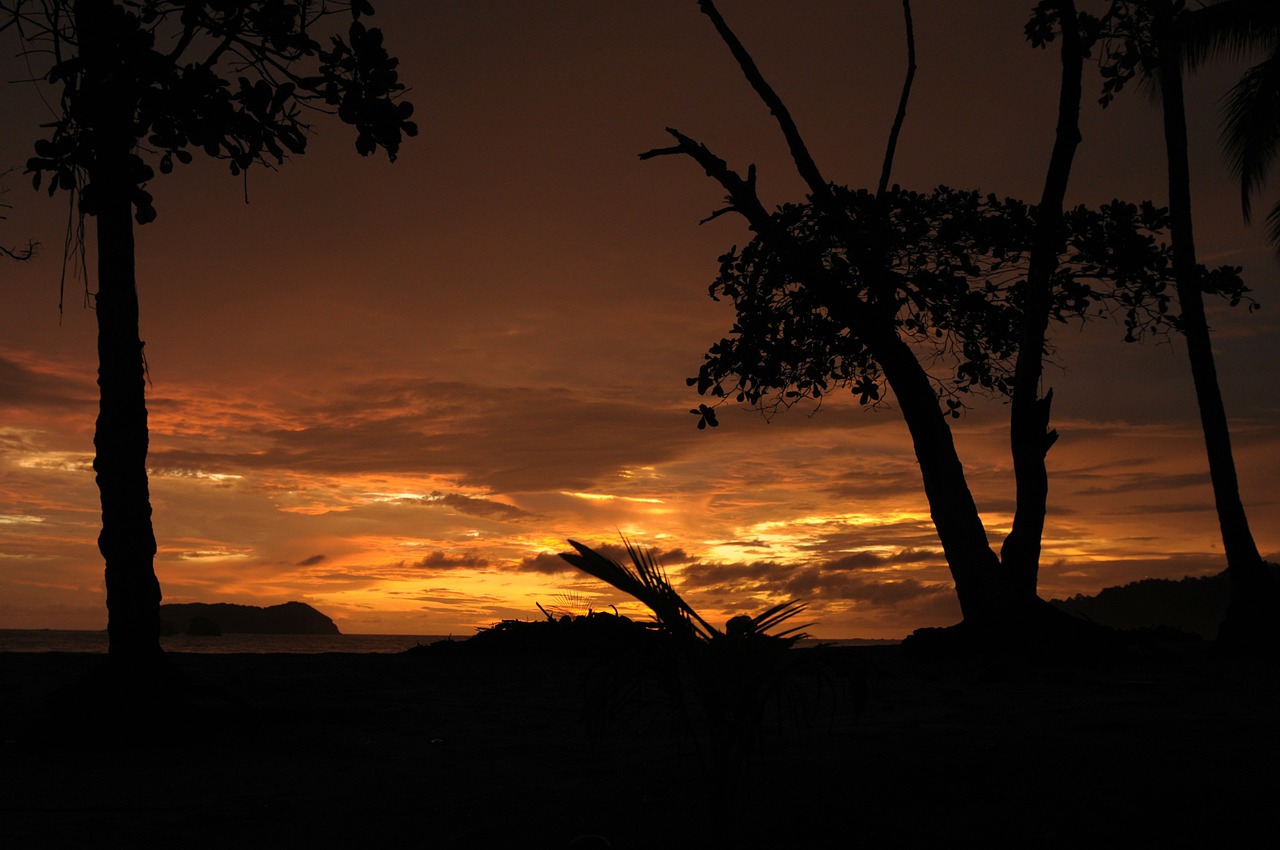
2, 1, 1277, 639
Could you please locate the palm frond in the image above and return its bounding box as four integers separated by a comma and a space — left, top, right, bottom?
1220, 47, 1280, 221
560, 538, 716, 642
1266, 198, 1280, 253
1180, 0, 1280, 71
751, 599, 813, 642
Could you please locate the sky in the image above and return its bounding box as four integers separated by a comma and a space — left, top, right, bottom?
1, 1, 1277, 639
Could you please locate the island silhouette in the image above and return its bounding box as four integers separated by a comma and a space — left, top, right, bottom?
158, 602, 340, 637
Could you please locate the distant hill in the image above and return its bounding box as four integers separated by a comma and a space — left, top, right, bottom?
1049, 564, 1280, 638
159, 602, 340, 636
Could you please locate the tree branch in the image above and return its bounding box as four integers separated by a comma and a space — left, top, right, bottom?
878, 0, 917, 196
697, 0, 833, 206
640, 127, 773, 233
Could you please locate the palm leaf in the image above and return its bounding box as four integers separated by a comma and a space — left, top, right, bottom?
1180, 0, 1280, 72
750, 599, 813, 642
560, 538, 717, 642
1266, 198, 1280, 252
560, 536, 811, 646
1176, 0, 1280, 230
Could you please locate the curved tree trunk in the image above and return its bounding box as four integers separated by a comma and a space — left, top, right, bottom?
79, 0, 163, 661
1157, 34, 1276, 651
867, 320, 1005, 624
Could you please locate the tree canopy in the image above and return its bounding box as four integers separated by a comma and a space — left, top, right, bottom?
682, 184, 1250, 430
3, 0, 417, 223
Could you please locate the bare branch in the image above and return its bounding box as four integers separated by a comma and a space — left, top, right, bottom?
697, 0, 833, 205
0, 241, 35, 260
878, 0, 917, 196
640, 127, 773, 232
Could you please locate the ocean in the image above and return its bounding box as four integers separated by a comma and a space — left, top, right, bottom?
0, 630, 896, 654
0, 630, 454, 654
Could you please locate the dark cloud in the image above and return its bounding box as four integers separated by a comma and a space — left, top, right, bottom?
425, 491, 536, 521
147, 379, 703, 493
517, 543, 692, 576
825, 548, 941, 571
794, 572, 952, 607
794, 524, 945, 557
677, 555, 952, 610
821, 469, 927, 502
295, 554, 327, 567
679, 560, 788, 589
414, 551, 491, 569
1071, 471, 1210, 497
714, 538, 773, 550
517, 551, 576, 575
1118, 501, 1219, 516
0, 353, 91, 411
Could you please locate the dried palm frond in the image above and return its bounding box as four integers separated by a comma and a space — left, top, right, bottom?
723, 599, 813, 643
561, 537, 718, 642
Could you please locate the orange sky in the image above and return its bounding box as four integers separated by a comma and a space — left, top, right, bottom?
2, 1, 1277, 639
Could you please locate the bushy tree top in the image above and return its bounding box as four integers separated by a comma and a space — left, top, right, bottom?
2, 1, 417, 222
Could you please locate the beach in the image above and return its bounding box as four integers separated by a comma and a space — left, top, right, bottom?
1, 642, 1277, 848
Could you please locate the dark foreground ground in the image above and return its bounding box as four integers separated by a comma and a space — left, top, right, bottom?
1, 641, 1276, 848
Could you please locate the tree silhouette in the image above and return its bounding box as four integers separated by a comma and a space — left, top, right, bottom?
1180, 0, 1280, 251
0, 1, 415, 664
1101, 0, 1277, 654
653, 0, 1248, 644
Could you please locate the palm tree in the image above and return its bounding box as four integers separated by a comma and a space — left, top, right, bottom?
1180, 0, 1280, 251
1106, 0, 1277, 651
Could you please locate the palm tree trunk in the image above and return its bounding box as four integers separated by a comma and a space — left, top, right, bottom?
1158, 37, 1275, 648
79, 0, 163, 660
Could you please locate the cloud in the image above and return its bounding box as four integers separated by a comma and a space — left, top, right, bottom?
678, 560, 787, 589
144, 378, 706, 494
0, 352, 92, 412
715, 538, 774, 550
295, 554, 327, 567
423, 491, 536, 521
824, 548, 942, 570
792, 571, 953, 607
1070, 470, 1210, 497
515, 551, 575, 574
516, 542, 693, 577
413, 551, 491, 569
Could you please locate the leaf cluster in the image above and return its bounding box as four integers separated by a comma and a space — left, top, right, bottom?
687, 184, 1249, 424
7, 1, 417, 223
1096, 0, 1185, 106
1025, 0, 1103, 53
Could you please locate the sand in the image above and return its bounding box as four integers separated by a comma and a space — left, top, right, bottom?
1, 642, 1277, 848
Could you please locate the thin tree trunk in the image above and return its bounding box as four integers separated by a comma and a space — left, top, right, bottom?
1001, 0, 1083, 596
1158, 33, 1274, 646
79, 0, 163, 661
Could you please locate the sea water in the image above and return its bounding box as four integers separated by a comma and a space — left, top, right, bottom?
0, 630, 895, 653
0, 630, 455, 654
